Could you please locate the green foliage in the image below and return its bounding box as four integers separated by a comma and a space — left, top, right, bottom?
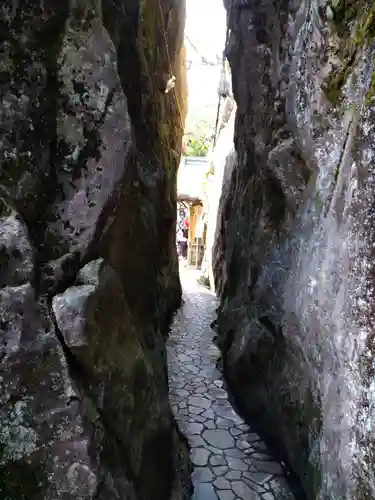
185, 136, 210, 157
323, 0, 375, 104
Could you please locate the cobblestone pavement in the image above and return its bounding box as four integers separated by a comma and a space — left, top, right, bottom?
167, 267, 295, 500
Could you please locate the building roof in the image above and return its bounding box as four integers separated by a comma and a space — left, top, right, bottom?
177, 156, 209, 202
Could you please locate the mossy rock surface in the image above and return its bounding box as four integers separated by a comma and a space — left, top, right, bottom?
323, 0, 375, 104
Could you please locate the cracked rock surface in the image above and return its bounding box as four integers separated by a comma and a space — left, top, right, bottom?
213, 0, 375, 497
168, 267, 294, 500
0, 1, 188, 498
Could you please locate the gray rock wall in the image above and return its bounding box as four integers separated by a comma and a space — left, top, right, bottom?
214, 0, 375, 498
0, 1, 190, 499
202, 98, 236, 292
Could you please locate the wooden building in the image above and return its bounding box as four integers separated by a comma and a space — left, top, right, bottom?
177, 156, 209, 267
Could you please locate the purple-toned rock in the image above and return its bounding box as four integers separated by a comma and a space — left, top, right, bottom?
0, 0, 189, 498
0, 284, 132, 499
0, 212, 34, 287
40, 252, 81, 294
47, 16, 132, 258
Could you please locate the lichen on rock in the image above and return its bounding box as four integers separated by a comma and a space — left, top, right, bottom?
0, 0, 189, 498
213, 0, 375, 498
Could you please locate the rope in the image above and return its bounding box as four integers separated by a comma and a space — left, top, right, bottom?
185, 35, 221, 66
156, 0, 185, 133
212, 95, 222, 149
212, 8, 231, 149
156, 0, 233, 146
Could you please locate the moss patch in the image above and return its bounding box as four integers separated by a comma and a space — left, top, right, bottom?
322, 50, 357, 103
137, 0, 184, 165
323, 1, 375, 104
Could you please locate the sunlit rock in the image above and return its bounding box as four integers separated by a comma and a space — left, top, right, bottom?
214, 0, 375, 497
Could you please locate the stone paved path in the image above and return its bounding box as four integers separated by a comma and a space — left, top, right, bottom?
167, 266, 295, 500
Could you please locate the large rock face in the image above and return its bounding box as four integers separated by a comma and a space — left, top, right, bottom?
202, 97, 236, 291
0, 1, 189, 499
214, 0, 375, 498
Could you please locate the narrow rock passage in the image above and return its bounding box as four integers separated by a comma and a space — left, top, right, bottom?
167, 266, 295, 500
